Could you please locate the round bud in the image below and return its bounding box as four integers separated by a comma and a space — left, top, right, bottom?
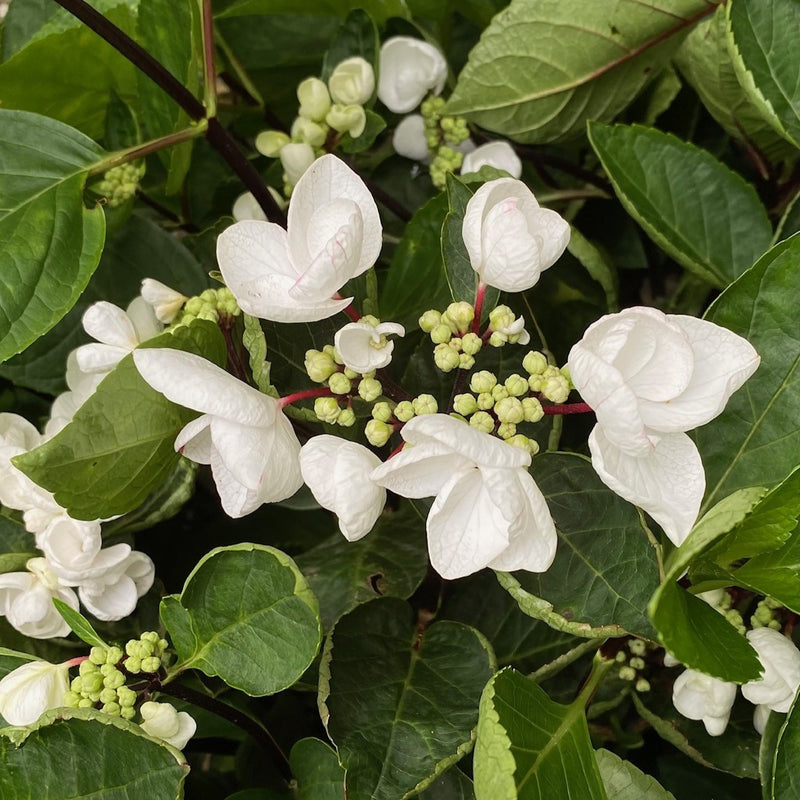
314, 397, 341, 424
412, 394, 438, 415
542, 376, 570, 404
619, 666, 636, 681
105, 646, 123, 665
449, 337, 462, 352
495, 397, 524, 424
444, 302, 474, 334
459, 353, 475, 370
102, 702, 121, 716
326, 104, 367, 138
453, 394, 478, 416
418, 310, 441, 332
372, 402, 393, 423
365, 419, 393, 447
476, 392, 494, 411
358, 378, 383, 403
100, 688, 117, 705
615, 651, 627, 663
337, 408, 356, 427
491, 385, 509, 402
80, 660, 98, 677
394, 401, 415, 422
488, 332, 507, 348
78, 698, 94, 709
523, 351, 548, 376
82, 673, 103, 695
430, 324, 452, 345
117, 686, 137, 708
141, 657, 161, 674
89, 647, 107, 666
505, 434, 532, 452
64, 691, 81, 707
629, 657, 645, 671
305, 349, 337, 383
255, 130, 290, 158
343, 367, 360, 380
470, 370, 497, 394
521, 397, 544, 423
488, 305, 515, 331
433, 343, 460, 373
635, 678, 651, 693
290, 116, 328, 148
328, 373, 352, 395
71, 677, 83, 693
297, 77, 331, 122
125, 656, 142, 674
469, 411, 495, 434
497, 422, 516, 439
103, 669, 125, 690
628, 639, 646, 656
504, 374, 529, 397
461, 332, 482, 356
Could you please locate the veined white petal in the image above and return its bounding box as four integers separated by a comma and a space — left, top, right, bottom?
210, 417, 270, 492
334, 321, 404, 374
126, 296, 163, 343
82, 301, 138, 349
75, 343, 131, 375
259, 412, 304, 503
0, 661, 70, 726
174, 415, 213, 464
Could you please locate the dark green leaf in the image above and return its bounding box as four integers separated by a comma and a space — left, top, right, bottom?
567, 228, 618, 312
771, 691, 800, 800
588, 123, 771, 287
321, 8, 378, 82
418, 768, 476, 800
290, 737, 344, 800
320, 597, 495, 800
161, 543, 321, 695
217, 0, 409, 24
596, 749, 676, 799
0, 648, 37, 682
1, 0, 56, 58
340, 110, 386, 153
0, 514, 37, 575
52, 599, 107, 649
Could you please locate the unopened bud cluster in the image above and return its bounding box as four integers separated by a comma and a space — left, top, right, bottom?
421, 96, 469, 189
96, 162, 146, 208
615, 638, 652, 693
256, 57, 375, 194
751, 597, 783, 630
365, 393, 438, 447
173, 288, 240, 328
420, 303, 480, 372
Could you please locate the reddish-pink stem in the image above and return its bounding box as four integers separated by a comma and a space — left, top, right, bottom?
64, 656, 89, 668
472, 282, 487, 333
332, 294, 361, 322
388, 441, 405, 459
279, 387, 334, 407
541, 402, 593, 415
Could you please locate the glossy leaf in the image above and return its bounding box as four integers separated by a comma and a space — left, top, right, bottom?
290, 737, 345, 800
588, 123, 771, 287
320, 8, 378, 82
447, 0, 718, 143
161, 544, 321, 695
595, 749, 675, 799
52, 599, 107, 649
320, 597, 495, 800
0, 515, 37, 576
13, 322, 225, 520
474, 667, 607, 799
419, 769, 476, 800
0, 649, 37, 682
216, 0, 409, 23
771, 692, 800, 800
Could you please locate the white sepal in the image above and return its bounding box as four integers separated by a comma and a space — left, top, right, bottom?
0, 660, 69, 726
334, 321, 404, 373
392, 115, 429, 161
139, 701, 197, 750
741, 628, 800, 714
378, 37, 447, 113
671, 668, 737, 736
462, 141, 522, 179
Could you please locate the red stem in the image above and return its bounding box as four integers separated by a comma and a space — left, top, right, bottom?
64, 656, 90, 668
342, 304, 361, 322
279, 387, 334, 407
472, 282, 486, 333
541, 402, 593, 415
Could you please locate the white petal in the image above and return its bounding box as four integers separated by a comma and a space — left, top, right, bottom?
174, 415, 213, 464
589, 427, 705, 546
210, 418, 269, 492
0, 661, 69, 726
232, 191, 268, 222
753, 704, 771, 734
75, 343, 131, 375
370, 442, 474, 498
462, 141, 522, 179
280, 142, 315, 185
126, 296, 163, 342
392, 114, 429, 161
79, 575, 138, 621
82, 301, 137, 348
334, 321, 403, 374
133, 349, 276, 426
672, 668, 736, 736
259, 412, 304, 503
378, 37, 447, 113
209, 448, 262, 518
0, 413, 42, 450
140, 279, 186, 324
742, 628, 800, 712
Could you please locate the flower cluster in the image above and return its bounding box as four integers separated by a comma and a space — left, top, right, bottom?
94, 162, 146, 208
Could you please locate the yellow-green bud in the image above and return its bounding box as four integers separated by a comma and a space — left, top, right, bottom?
105, 647, 123, 665
372, 402, 393, 423
64, 691, 81, 707
443, 302, 474, 334
560, 365, 573, 389
103, 669, 125, 690
629, 639, 647, 656
121, 706, 136, 720
82, 673, 103, 695
80, 660, 98, 677
497, 422, 516, 439
337, 408, 356, 427
459, 353, 475, 370
433, 343, 460, 372
141, 656, 161, 673
523, 351, 548, 376
140, 632, 159, 645
89, 647, 106, 666
117, 686, 137, 708
450, 337, 462, 351
488, 305, 515, 330
461, 332, 482, 356
470, 370, 497, 394
78, 698, 94, 708
629, 657, 645, 671
505, 434, 535, 453
453, 394, 478, 416
71, 677, 83, 693
412, 394, 438, 415
495, 397, 524, 424
102, 702, 121, 716
99, 664, 115, 676
635, 678, 651, 693
255, 130, 290, 158
469, 411, 494, 434
343, 367, 360, 380
542, 365, 560, 379
125, 656, 142, 674
491, 385, 509, 402
365, 419, 393, 447
430, 324, 452, 344
505, 374, 529, 397
100, 688, 117, 705
487, 332, 507, 348
314, 396, 341, 424
615, 651, 627, 664
476, 392, 494, 411
528, 375, 543, 392
197, 308, 219, 323
418, 310, 441, 332
297, 77, 332, 122
291, 116, 328, 147
326, 103, 366, 138
521, 397, 544, 423
358, 378, 382, 402
394, 401, 415, 422
305, 349, 337, 382
328, 372, 352, 395
542, 376, 570, 404
619, 666, 636, 681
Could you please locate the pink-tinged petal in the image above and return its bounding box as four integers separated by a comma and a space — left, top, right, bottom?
126, 296, 162, 343
288, 155, 381, 278
174, 415, 213, 464
133, 349, 276, 426
427, 468, 512, 579
75, 343, 130, 374
639, 315, 760, 432
589, 426, 704, 546
82, 301, 137, 348
210, 418, 269, 492
488, 469, 557, 573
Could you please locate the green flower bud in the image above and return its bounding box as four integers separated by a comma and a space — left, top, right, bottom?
117, 686, 137, 708
412, 394, 438, 415
326, 103, 366, 138
337, 408, 356, 427
63, 691, 81, 707
79, 660, 98, 677
628, 639, 646, 656
103, 670, 125, 690
394, 401, 415, 422
459, 353, 475, 370
125, 656, 142, 675
358, 378, 382, 403
505, 434, 533, 452
488, 331, 507, 348
197, 308, 219, 323
433, 343, 460, 373
105, 647, 123, 665
489, 305, 515, 331
343, 367, 360, 380
476, 392, 495, 411
497, 422, 517, 439
137, 641, 155, 659
102, 702, 121, 716
469, 411, 494, 434
559, 364, 573, 388
305, 349, 337, 382
461, 332, 482, 356
635, 678, 651, 693
328, 372, 352, 395
418, 310, 441, 332
365, 419, 393, 447
449, 337, 462, 352
200, 290, 217, 304
619, 666, 636, 681
291, 116, 328, 147
89, 647, 107, 666
470, 371, 497, 394
453, 394, 478, 416
297, 77, 332, 122
615, 651, 627, 663
523, 351, 548, 376
542, 365, 560, 379
443, 302, 474, 334
629, 657, 645, 671
121, 706, 136, 720
82, 673, 104, 695
255, 130, 290, 158
372, 402, 393, 423
125, 640, 141, 658
491, 385, 509, 402
141, 657, 161, 674
78, 698, 94, 709
528, 375, 544, 393
542, 376, 570, 404
495, 397, 524, 424
505, 374, 529, 397
430, 324, 452, 345
157, 639, 169, 655
521, 397, 544, 423
314, 396, 341, 424
71, 677, 83, 693
100, 663, 115, 676
100, 688, 118, 705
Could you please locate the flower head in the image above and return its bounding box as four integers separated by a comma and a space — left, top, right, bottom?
462, 141, 522, 179
328, 57, 375, 106
378, 37, 447, 114
392, 114, 429, 161
672, 668, 736, 736
334, 319, 404, 374
217, 154, 382, 323
741, 627, 800, 714
139, 701, 196, 750
0, 660, 69, 726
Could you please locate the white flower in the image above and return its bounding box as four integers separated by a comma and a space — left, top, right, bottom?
462, 141, 522, 179
326, 104, 366, 138
672, 668, 737, 736
139, 701, 196, 750
742, 628, 800, 715
45, 352, 104, 438
392, 114, 429, 161
280, 142, 315, 186
568, 307, 760, 545
232, 190, 287, 223
77, 550, 155, 622
370, 414, 557, 579
140, 279, 186, 324
300, 436, 385, 541
378, 37, 447, 113
297, 77, 331, 122
753, 703, 771, 735
217, 154, 382, 323
0, 413, 55, 518
133, 348, 303, 517
334, 320, 404, 374
328, 57, 375, 106
0, 558, 78, 639
0, 660, 69, 726
462, 178, 570, 293
76, 297, 162, 376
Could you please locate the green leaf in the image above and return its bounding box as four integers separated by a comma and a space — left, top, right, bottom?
340, 109, 386, 153
319, 597, 495, 800
587, 123, 772, 287
321, 8, 378, 82
161, 543, 321, 695
446, 0, 717, 144
13, 321, 225, 520
675, 5, 796, 164
0, 1, 138, 140
566, 227, 618, 312
0, 212, 208, 394
296, 502, 428, 631
216, 0, 409, 24
759, 708, 784, 799
726, 0, 800, 148
775, 188, 800, 244
696, 234, 800, 511
242, 313, 274, 395
290, 737, 345, 800
595, 749, 676, 799
1, 0, 56, 58
52, 599, 108, 649
0, 110, 107, 364
474, 667, 607, 799
0, 649, 37, 681
499, 452, 661, 639
0, 708, 188, 798
0, 515, 38, 575
771, 692, 800, 800
418, 769, 476, 800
